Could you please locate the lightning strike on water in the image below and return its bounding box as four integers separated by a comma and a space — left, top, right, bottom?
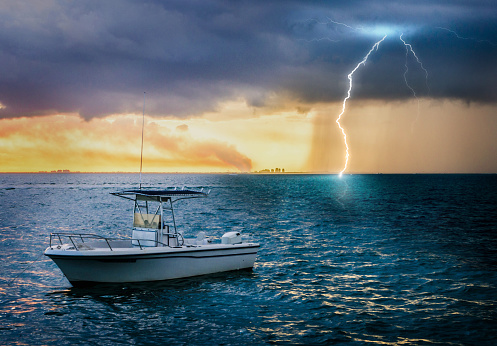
336, 35, 387, 177
302, 19, 430, 175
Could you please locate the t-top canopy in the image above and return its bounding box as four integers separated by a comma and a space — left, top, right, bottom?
111, 188, 209, 202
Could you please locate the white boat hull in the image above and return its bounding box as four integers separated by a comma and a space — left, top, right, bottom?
45, 243, 259, 286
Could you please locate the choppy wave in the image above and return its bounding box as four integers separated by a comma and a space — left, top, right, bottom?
1, 174, 496, 345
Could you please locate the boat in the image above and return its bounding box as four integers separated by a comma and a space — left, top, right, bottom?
44, 187, 260, 286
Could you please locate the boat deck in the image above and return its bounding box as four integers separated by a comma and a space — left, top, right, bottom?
47, 232, 259, 256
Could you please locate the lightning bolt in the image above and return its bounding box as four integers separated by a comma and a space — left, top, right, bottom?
299, 17, 360, 43
299, 37, 341, 43
400, 34, 418, 98
436, 27, 497, 46
399, 34, 429, 131
399, 34, 429, 92
300, 18, 432, 175
304, 17, 361, 31
324, 17, 362, 31
336, 35, 387, 177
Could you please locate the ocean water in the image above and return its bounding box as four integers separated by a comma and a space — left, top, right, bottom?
0, 173, 496, 345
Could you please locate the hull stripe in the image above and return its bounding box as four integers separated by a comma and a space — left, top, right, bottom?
47, 250, 259, 262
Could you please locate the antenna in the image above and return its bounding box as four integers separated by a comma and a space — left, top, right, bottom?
139, 92, 146, 189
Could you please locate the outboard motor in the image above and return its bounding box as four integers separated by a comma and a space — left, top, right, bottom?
221, 231, 242, 244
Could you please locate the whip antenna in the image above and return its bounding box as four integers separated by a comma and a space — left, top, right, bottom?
139, 92, 146, 189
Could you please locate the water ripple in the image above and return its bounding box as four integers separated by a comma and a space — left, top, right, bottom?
0, 174, 496, 345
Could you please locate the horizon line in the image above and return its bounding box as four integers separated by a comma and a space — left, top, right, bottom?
1, 171, 496, 175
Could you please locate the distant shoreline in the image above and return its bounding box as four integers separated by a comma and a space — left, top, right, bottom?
0, 171, 495, 175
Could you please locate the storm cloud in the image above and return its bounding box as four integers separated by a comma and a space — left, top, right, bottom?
0, 0, 496, 119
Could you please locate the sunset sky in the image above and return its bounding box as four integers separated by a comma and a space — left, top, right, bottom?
1, 1, 496, 173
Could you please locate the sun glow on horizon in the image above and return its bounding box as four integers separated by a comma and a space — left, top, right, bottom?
0, 100, 314, 173
0, 99, 496, 174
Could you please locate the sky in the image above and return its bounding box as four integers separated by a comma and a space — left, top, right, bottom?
0, 0, 496, 173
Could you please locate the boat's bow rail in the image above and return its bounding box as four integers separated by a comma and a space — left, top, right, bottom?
49, 232, 114, 250
48, 232, 180, 251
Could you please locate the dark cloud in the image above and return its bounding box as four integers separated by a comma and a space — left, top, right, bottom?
0, 0, 495, 119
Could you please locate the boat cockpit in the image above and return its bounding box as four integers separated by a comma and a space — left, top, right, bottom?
112, 188, 209, 248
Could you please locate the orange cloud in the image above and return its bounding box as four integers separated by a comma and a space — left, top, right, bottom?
0, 114, 252, 172
146, 122, 252, 172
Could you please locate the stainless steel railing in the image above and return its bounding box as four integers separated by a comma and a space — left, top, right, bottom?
48, 232, 183, 251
